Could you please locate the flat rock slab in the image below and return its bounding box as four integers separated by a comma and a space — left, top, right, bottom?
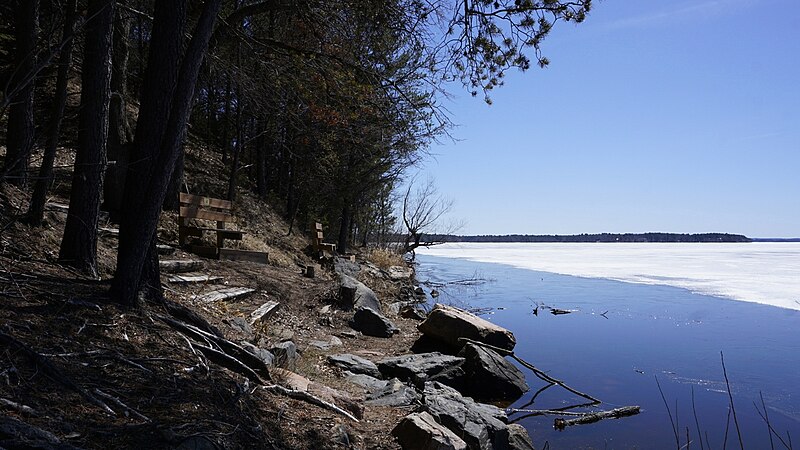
309, 335, 343, 351
327, 354, 381, 378
378, 353, 464, 387
192, 287, 255, 303
392, 412, 467, 450
160, 259, 204, 273
418, 303, 516, 351
167, 274, 223, 284
366, 378, 420, 407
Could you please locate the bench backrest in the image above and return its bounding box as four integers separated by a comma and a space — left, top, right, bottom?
312, 222, 325, 246
179, 193, 234, 225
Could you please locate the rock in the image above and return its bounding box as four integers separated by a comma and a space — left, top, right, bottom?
387, 265, 413, 281
269, 327, 294, 343
175, 435, 219, 450
401, 305, 427, 321
334, 257, 361, 278
377, 353, 464, 388
360, 261, 386, 279
418, 304, 516, 352
338, 330, 360, 339
366, 378, 420, 407
421, 382, 510, 450
270, 341, 298, 370
226, 316, 253, 338
309, 335, 343, 351
339, 274, 382, 313
327, 354, 381, 378
350, 307, 398, 338
240, 342, 274, 366
458, 342, 528, 402
330, 424, 357, 448
344, 372, 390, 393
391, 412, 468, 450
507, 424, 535, 450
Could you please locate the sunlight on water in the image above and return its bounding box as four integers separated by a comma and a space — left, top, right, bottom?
418, 243, 800, 310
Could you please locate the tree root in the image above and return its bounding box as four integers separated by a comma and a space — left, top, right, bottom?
0, 330, 116, 416
261, 385, 360, 422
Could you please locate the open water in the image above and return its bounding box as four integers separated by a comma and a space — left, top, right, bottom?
415, 243, 800, 449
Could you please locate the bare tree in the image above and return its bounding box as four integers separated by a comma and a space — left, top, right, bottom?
401, 177, 458, 258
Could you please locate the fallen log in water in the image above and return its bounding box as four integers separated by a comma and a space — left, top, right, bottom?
553, 406, 640, 430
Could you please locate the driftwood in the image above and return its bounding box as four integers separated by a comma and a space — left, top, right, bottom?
0, 331, 116, 415
458, 337, 600, 404
261, 384, 360, 422
553, 406, 640, 429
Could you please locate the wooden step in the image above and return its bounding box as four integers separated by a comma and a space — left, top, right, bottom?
157, 244, 175, 255
219, 248, 268, 264
193, 287, 255, 303
159, 259, 204, 273
249, 300, 280, 325
167, 273, 223, 284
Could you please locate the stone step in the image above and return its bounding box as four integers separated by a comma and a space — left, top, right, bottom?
167, 273, 223, 284
159, 259, 204, 273
193, 287, 255, 303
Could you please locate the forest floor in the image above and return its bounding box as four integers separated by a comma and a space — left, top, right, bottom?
0, 145, 422, 449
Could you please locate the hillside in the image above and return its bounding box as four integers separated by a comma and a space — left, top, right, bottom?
0, 145, 427, 449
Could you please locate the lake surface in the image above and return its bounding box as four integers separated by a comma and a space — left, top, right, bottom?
415, 243, 800, 449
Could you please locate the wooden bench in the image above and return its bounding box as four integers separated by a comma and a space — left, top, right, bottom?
178, 193, 244, 256
311, 222, 337, 256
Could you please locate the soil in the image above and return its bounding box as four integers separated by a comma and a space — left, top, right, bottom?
0, 153, 423, 449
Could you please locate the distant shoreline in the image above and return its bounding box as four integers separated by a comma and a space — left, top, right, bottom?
426, 232, 758, 243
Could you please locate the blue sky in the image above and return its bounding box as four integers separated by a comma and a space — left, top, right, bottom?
413, 0, 800, 237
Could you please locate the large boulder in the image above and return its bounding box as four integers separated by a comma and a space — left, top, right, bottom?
377, 353, 464, 388
421, 382, 509, 450
366, 378, 420, 407
392, 412, 468, 450
339, 275, 382, 313
327, 354, 381, 378
418, 304, 516, 352
458, 342, 528, 402
350, 307, 398, 338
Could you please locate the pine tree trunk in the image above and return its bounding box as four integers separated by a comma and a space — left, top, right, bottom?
112, 0, 224, 306
58, 0, 114, 275
338, 203, 351, 255
26, 0, 77, 226
2, 0, 39, 186
103, 0, 134, 221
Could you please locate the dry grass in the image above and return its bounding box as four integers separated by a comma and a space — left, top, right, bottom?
366, 248, 405, 270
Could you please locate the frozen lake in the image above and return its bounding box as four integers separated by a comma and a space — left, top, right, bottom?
415, 243, 800, 448
418, 242, 800, 310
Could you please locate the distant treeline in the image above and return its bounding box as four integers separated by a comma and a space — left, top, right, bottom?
423, 233, 752, 243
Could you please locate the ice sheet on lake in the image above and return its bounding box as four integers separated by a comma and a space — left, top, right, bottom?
418, 243, 800, 311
